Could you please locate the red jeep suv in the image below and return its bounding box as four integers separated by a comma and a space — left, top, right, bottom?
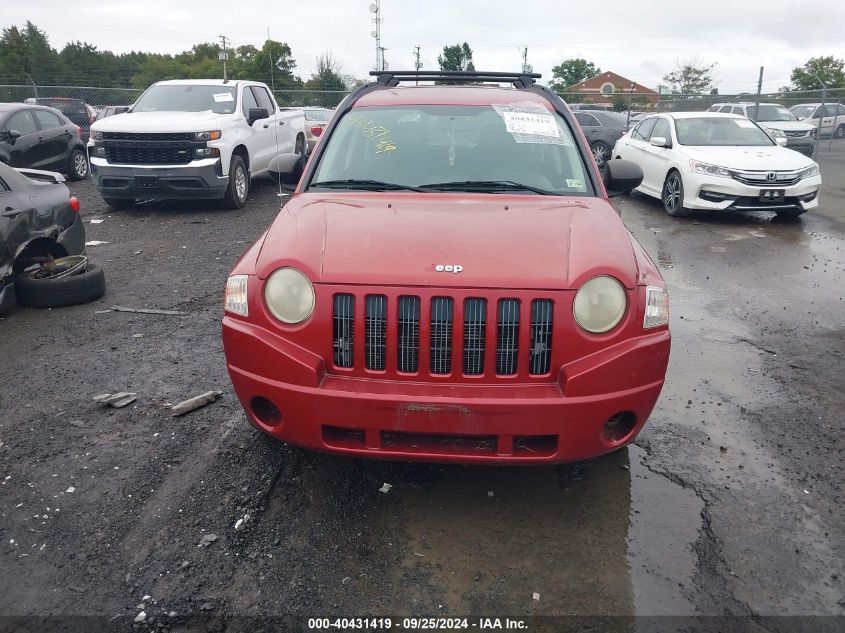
222, 71, 670, 464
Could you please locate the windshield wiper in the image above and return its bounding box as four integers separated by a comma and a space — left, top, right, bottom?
418, 180, 557, 195
309, 179, 426, 192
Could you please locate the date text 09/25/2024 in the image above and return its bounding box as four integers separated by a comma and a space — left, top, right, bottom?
307, 617, 528, 630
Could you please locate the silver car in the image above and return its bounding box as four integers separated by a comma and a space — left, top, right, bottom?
789, 103, 845, 139
302, 107, 333, 152
709, 102, 817, 155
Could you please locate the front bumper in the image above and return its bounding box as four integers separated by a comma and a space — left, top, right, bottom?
89, 157, 229, 200
222, 316, 671, 464
683, 172, 821, 212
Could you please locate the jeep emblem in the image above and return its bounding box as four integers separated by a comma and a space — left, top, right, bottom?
435, 264, 463, 273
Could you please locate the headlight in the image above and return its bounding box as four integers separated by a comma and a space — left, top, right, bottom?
264, 267, 315, 324
192, 130, 222, 141
766, 128, 786, 138
643, 286, 669, 329
689, 159, 731, 178
224, 275, 249, 316
573, 276, 627, 334
800, 163, 820, 179
91, 130, 103, 141
194, 147, 220, 158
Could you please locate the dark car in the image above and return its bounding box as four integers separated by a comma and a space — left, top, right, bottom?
0, 103, 90, 180
574, 110, 629, 168
30, 97, 96, 142
95, 105, 130, 121
0, 162, 105, 314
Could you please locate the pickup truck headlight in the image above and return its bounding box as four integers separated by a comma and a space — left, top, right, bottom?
192, 130, 222, 141
264, 268, 315, 324
800, 164, 820, 179
643, 286, 669, 329
689, 159, 731, 178
573, 275, 627, 334
91, 130, 103, 141
224, 275, 249, 317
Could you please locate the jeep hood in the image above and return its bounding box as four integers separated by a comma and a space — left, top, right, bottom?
90, 111, 228, 134
255, 193, 639, 290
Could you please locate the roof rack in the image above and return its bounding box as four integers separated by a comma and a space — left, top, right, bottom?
369, 70, 542, 89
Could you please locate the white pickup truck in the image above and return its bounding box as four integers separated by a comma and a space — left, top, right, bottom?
88, 79, 306, 209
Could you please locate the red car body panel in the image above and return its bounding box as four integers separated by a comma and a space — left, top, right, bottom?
222, 83, 670, 464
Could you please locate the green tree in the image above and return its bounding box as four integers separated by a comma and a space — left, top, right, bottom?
0, 22, 62, 83
438, 43, 475, 72
790, 56, 845, 90
663, 59, 716, 95
304, 52, 346, 106
550, 58, 601, 92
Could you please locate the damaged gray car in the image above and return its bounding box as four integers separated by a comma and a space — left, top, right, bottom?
0, 162, 105, 314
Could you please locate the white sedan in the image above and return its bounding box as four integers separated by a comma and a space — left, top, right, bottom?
611, 112, 822, 218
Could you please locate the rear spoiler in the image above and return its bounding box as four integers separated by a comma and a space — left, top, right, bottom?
15, 168, 66, 184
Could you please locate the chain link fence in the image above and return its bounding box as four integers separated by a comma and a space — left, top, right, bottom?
2, 83, 842, 159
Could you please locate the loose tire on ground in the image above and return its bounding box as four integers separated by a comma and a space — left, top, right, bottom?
222, 155, 249, 209
15, 264, 106, 309
67, 148, 89, 181
103, 197, 134, 210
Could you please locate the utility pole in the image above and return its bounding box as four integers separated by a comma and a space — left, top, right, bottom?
413, 45, 421, 84
369, 1, 382, 71
267, 27, 275, 92
752, 66, 763, 121
218, 34, 230, 81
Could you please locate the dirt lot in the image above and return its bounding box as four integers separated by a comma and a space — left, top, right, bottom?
0, 164, 843, 632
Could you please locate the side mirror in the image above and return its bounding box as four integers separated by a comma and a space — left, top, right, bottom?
649, 136, 671, 148
248, 108, 270, 126
6, 129, 21, 144
114, 106, 129, 115
775, 137, 788, 147
603, 158, 643, 198
268, 152, 302, 176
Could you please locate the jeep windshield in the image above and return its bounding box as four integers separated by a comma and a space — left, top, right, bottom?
132, 85, 238, 114
308, 105, 591, 195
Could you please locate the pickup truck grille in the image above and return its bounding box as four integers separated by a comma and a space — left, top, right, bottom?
331, 293, 555, 378
100, 132, 198, 165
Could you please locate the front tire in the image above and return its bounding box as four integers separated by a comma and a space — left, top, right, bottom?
591, 141, 611, 168
662, 171, 690, 217
834, 125, 845, 139
67, 148, 89, 181
222, 155, 249, 209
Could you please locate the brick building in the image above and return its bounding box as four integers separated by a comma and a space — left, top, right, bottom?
564, 71, 659, 108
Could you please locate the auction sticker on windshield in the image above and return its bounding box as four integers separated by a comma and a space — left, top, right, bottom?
213, 93, 234, 102
493, 104, 565, 144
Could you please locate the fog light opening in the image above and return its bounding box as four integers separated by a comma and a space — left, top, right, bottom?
603, 411, 637, 443
250, 397, 282, 426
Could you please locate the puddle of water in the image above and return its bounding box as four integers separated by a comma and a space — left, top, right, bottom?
385, 446, 702, 616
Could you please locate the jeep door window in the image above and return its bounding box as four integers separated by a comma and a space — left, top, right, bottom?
674, 117, 774, 146
309, 105, 591, 195
133, 85, 238, 114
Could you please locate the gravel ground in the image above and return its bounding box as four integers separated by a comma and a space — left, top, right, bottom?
0, 166, 843, 632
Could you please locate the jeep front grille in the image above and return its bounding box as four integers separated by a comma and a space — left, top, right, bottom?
364, 295, 387, 370
332, 293, 554, 378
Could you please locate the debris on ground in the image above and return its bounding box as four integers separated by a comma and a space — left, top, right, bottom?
66, 486, 75, 493
133, 611, 146, 623
234, 514, 250, 531
532, 592, 540, 601
109, 306, 188, 316
197, 533, 218, 548
487, 490, 494, 498
170, 390, 223, 416
90, 219, 104, 224
378, 483, 393, 494
133, 250, 143, 255
93, 392, 137, 408
85, 240, 109, 246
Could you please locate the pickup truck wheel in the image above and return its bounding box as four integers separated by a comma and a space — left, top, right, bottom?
15, 263, 106, 309
281, 136, 306, 185
67, 148, 89, 181
103, 198, 134, 210
223, 155, 249, 209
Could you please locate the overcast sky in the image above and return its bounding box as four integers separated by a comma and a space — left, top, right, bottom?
6, 1, 844, 92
